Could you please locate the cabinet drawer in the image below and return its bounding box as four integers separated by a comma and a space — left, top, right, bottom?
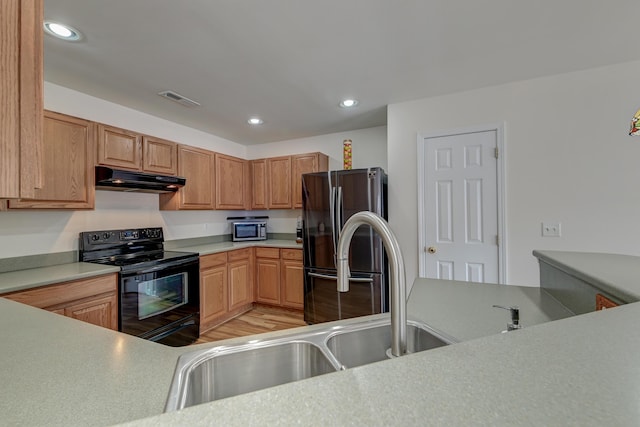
200, 252, 227, 269
281, 248, 302, 261
255, 247, 280, 259
228, 248, 252, 261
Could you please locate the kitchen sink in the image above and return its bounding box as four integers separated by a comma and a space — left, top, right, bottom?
167, 340, 339, 410
165, 316, 456, 412
325, 320, 450, 368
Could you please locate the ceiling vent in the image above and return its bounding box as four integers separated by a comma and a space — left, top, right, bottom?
157, 90, 201, 108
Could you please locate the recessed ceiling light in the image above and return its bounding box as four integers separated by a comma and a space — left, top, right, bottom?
43, 21, 82, 41
339, 99, 359, 108
248, 117, 264, 125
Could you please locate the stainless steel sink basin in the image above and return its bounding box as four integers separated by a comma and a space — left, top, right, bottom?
167, 340, 339, 410
165, 316, 456, 412
326, 320, 450, 368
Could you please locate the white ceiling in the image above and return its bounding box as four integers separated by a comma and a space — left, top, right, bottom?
43, 1, 640, 145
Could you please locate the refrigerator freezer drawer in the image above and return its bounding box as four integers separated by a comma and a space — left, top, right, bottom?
304, 269, 386, 324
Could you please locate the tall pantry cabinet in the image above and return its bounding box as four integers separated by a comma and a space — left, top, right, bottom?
0, 0, 43, 199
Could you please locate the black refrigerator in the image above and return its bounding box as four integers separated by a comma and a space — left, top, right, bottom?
302, 167, 388, 324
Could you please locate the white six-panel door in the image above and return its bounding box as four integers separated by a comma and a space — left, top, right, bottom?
419, 129, 501, 283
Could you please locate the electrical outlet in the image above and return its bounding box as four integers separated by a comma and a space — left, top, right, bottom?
541, 222, 561, 237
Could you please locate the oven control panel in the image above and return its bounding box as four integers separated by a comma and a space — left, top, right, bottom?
81, 227, 164, 247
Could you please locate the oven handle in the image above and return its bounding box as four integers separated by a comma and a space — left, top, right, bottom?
145, 319, 197, 342
121, 257, 199, 276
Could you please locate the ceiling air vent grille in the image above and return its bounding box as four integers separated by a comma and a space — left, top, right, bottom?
157, 90, 201, 108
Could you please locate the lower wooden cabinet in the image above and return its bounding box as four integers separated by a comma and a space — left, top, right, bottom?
200, 252, 228, 326
64, 293, 117, 327
200, 248, 254, 332
228, 248, 253, 310
281, 249, 304, 309
595, 293, 619, 310
255, 248, 281, 305
199, 246, 302, 332
256, 247, 303, 309
1, 273, 118, 330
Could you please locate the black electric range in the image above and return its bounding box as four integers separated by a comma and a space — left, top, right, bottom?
79, 227, 200, 346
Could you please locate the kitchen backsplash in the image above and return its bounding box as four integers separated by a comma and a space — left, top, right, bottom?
0, 191, 301, 260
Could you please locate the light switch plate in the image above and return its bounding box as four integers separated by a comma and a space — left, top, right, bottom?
541, 222, 561, 237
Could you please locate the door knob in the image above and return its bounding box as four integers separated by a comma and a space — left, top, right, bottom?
427, 246, 437, 254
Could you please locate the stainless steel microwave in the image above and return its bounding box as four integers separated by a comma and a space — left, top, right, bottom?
232, 221, 267, 242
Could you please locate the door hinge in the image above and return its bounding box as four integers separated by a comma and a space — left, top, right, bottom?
494, 147, 499, 159
495, 235, 500, 246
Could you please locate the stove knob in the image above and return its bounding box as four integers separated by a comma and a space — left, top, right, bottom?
102, 232, 110, 240
91, 234, 99, 241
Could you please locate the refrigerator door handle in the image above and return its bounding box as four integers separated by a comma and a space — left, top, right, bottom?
308, 272, 338, 281
330, 186, 337, 257
345, 276, 374, 283
307, 272, 374, 283
336, 186, 343, 237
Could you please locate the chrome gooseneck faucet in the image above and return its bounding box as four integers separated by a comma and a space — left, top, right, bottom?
336, 211, 407, 357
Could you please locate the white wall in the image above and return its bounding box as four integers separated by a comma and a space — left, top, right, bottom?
388, 60, 640, 288
45, 83, 247, 158
246, 126, 388, 234
0, 83, 386, 259
247, 126, 388, 171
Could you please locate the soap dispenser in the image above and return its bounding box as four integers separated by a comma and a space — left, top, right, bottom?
492, 305, 522, 332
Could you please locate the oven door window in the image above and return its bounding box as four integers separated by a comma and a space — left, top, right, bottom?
137, 272, 188, 320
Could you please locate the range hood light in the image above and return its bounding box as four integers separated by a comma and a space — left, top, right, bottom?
112, 179, 124, 184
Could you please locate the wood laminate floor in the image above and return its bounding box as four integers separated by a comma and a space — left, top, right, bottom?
195, 305, 307, 344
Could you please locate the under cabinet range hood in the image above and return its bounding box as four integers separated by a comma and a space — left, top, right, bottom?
95, 166, 186, 193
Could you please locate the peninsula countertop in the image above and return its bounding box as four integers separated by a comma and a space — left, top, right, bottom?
122, 303, 640, 426
533, 250, 640, 303
0, 275, 600, 427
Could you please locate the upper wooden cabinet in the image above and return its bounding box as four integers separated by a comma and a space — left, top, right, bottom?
267, 156, 292, 209
97, 124, 177, 175
250, 159, 268, 210
143, 135, 178, 175
97, 124, 142, 170
253, 153, 328, 210
160, 145, 215, 210
215, 153, 250, 210
291, 153, 329, 209
0, 0, 43, 199
5, 111, 96, 209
